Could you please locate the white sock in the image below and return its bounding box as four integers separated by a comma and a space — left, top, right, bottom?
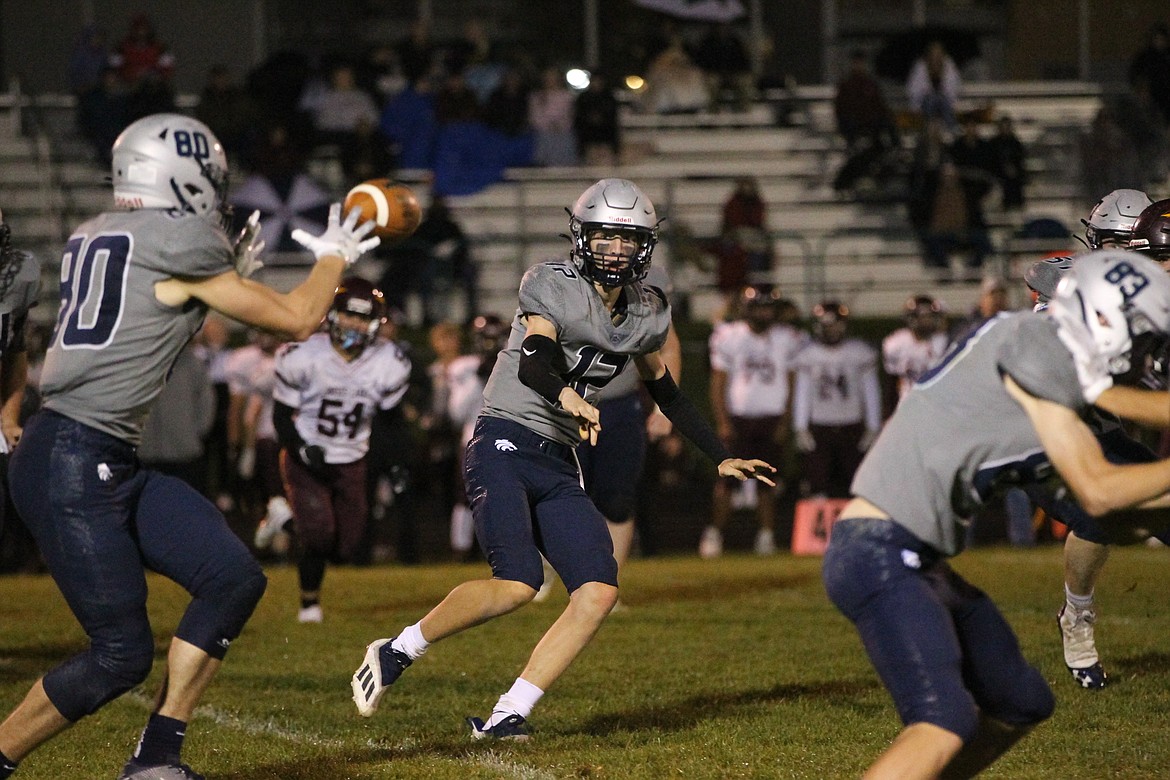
1065, 585, 1094, 610
391, 623, 429, 660
484, 677, 544, 728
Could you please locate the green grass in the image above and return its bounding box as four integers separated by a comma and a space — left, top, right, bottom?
2, 546, 1169, 778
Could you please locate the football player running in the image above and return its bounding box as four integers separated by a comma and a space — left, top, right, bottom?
1022, 194, 1170, 691
824, 250, 1170, 780
0, 113, 379, 780
271, 277, 411, 623
351, 178, 774, 740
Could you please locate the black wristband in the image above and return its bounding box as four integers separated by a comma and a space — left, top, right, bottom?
517, 333, 568, 406
644, 368, 734, 464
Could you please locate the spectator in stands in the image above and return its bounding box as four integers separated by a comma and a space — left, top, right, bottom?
75, 67, 128, 165
484, 67, 532, 138
195, 65, 259, 160
1112, 80, 1169, 185
137, 344, 215, 495
378, 197, 476, 325
449, 19, 505, 105
435, 70, 481, 125
832, 49, 899, 193
713, 177, 773, 293
574, 71, 621, 165
110, 13, 174, 88
310, 61, 381, 149
528, 66, 578, 167
907, 118, 992, 283
988, 114, 1027, 210
380, 71, 438, 170
692, 23, 755, 111
356, 43, 407, 108
1079, 105, 1144, 199
67, 24, 110, 99
398, 19, 437, 87
1128, 22, 1170, 124
642, 34, 710, 114
905, 40, 962, 132
340, 116, 395, 187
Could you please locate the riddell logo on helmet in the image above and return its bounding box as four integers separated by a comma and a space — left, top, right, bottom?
611, 217, 633, 223
115, 196, 144, 208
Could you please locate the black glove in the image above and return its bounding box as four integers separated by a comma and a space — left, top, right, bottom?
297, 444, 328, 474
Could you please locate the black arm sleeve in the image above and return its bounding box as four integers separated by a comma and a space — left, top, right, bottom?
272, 400, 307, 454
517, 333, 567, 406
644, 368, 733, 465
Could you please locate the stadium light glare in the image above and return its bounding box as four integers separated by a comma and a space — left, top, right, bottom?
566, 68, 591, 90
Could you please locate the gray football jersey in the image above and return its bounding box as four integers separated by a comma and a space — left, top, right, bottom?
40, 209, 233, 444
0, 250, 41, 356
851, 312, 1082, 555
481, 260, 671, 445
593, 265, 673, 402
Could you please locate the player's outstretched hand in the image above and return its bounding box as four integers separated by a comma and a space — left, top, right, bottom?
291, 203, 381, 265
718, 458, 777, 487
233, 209, 266, 278
559, 388, 601, 446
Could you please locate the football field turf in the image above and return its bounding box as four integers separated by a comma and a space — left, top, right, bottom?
1, 546, 1168, 778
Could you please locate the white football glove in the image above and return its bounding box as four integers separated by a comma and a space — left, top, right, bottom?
858, 427, 880, 452
795, 429, 816, 453
232, 210, 266, 278
291, 204, 380, 266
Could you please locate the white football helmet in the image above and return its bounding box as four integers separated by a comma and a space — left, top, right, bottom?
1082, 189, 1151, 249
569, 178, 659, 287
111, 113, 231, 229
1049, 249, 1170, 380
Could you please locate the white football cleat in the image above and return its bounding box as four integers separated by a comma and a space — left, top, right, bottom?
699, 526, 723, 559
254, 496, 293, 549
297, 604, 323, 624
352, 637, 413, 717
754, 528, 776, 555
1058, 602, 1107, 689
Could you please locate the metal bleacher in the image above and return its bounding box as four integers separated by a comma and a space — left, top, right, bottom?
0, 80, 1104, 324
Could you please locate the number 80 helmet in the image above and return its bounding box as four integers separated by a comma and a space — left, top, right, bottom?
111, 113, 232, 230
569, 178, 659, 288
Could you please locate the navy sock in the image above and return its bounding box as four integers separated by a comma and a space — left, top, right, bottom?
0, 747, 17, 778
133, 713, 187, 766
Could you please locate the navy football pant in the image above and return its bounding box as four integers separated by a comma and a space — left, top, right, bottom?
577, 393, 647, 523
9, 410, 266, 721
466, 416, 617, 593
823, 517, 1054, 741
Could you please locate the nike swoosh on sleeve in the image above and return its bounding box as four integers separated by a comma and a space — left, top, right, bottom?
522, 348, 536, 355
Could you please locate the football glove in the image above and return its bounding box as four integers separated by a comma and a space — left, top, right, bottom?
297, 444, 328, 474
232, 209, 266, 278
291, 203, 380, 266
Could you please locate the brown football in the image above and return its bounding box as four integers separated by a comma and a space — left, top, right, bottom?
343, 179, 422, 240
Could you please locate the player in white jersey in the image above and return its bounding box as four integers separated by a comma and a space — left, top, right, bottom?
272, 278, 411, 623
881, 294, 949, 402
792, 301, 882, 498
444, 314, 508, 556
243, 338, 296, 558
700, 283, 803, 557
1, 113, 380, 780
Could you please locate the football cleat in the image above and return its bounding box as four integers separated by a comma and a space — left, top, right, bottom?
466, 713, 530, 742
297, 604, 323, 624
119, 759, 206, 780
698, 526, 723, 559
253, 496, 293, 550
1058, 602, 1108, 690
754, 528, 776, 556
352, 637, 413, 717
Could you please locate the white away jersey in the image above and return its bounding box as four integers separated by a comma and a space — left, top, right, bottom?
791, 338, 881, 428
709, 321, 803, 417
881, 328, 950, 397
446, 353, 487, 447
273, 333, 411, 464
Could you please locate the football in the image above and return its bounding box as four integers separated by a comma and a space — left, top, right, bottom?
343, 179, 422, 240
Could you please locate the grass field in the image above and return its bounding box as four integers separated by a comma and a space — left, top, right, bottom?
1, 545, 1169, 779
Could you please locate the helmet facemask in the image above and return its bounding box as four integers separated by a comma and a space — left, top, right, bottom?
570, 219, 657, 288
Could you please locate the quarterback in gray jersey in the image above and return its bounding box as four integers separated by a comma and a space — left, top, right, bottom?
352, 179, 774, 741
823, 250, 1170, 780
3, 113, 380, 780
